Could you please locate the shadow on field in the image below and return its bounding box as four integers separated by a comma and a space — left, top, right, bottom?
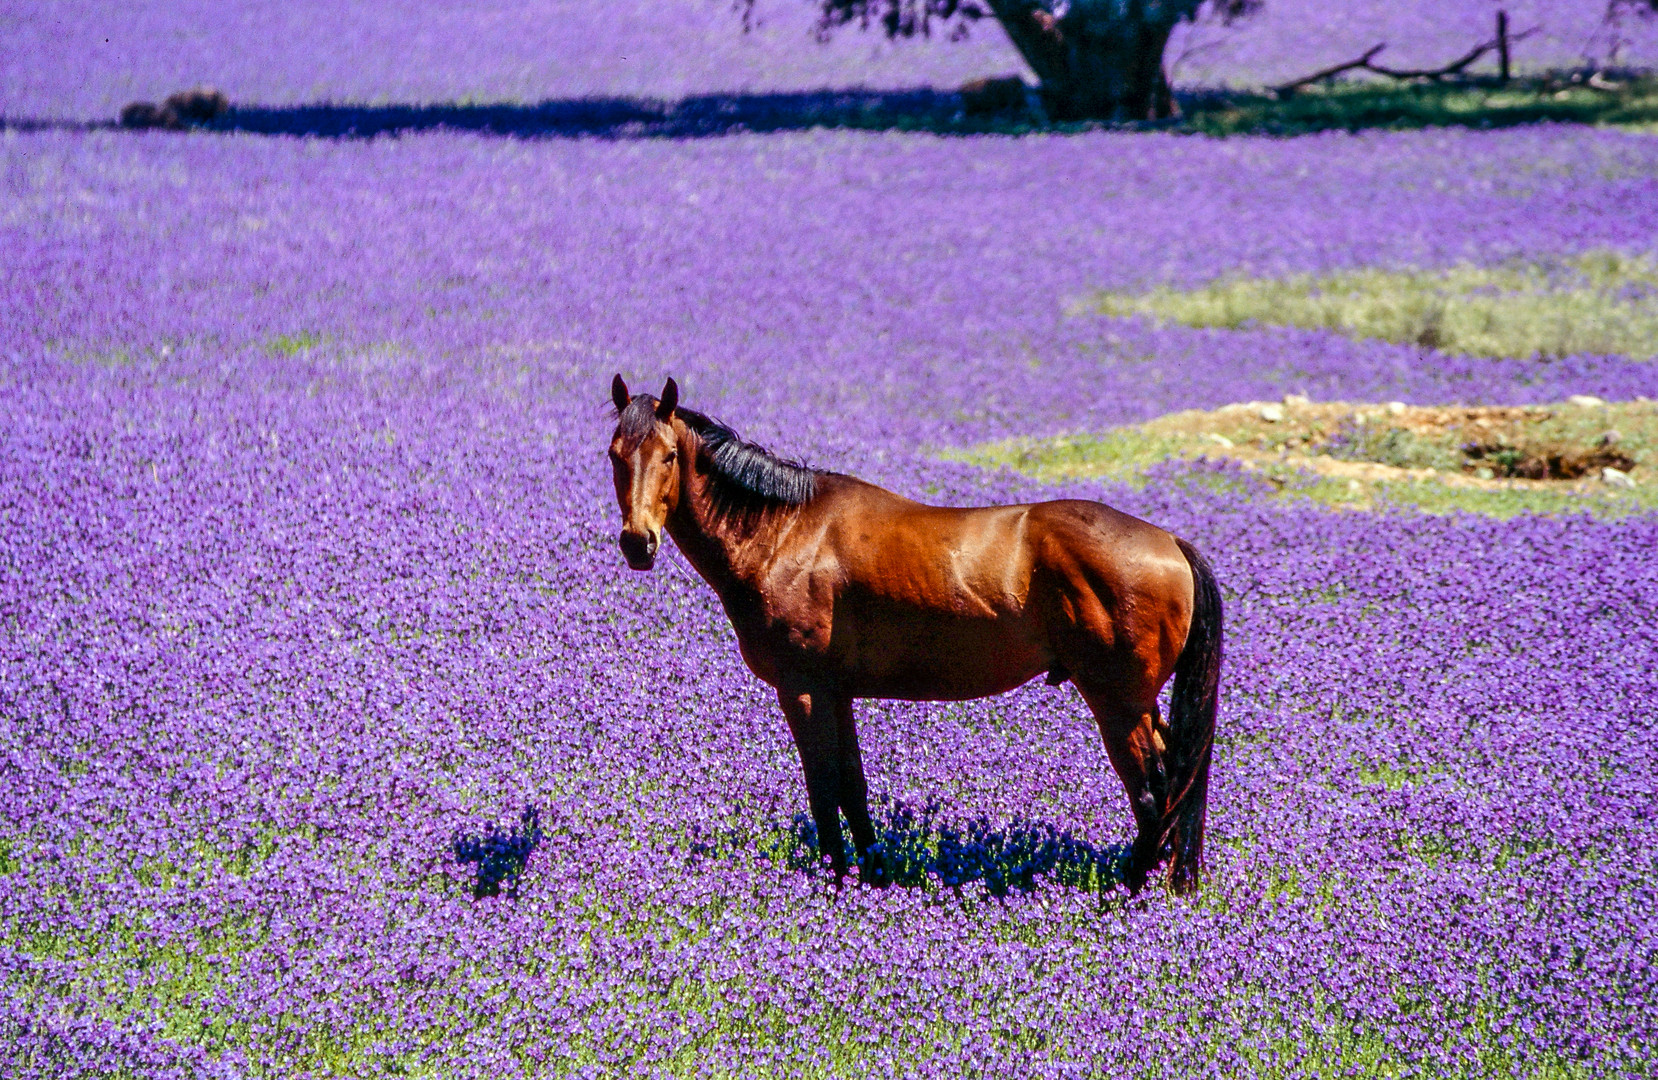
453, 806, 544, 900
1, 89, 1021, 140
220, 90, 1001, 138
9, 72, 1654, 141
723, 800, 1133, 898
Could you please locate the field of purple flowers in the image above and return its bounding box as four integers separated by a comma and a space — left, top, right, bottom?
5, 3, 1658, 1077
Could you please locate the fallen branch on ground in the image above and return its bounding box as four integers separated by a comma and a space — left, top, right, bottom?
1272, 26, 1539, 98
1271, 44, 1387, 97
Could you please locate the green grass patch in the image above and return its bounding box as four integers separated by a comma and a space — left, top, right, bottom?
1080, 250, 1658, 361
264, 331, 324, 357
948, 398, 1658, 519
1356, 761, 1416, 791
1177, 74, 1658, 137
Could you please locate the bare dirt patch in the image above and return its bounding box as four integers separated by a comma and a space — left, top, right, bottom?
954, 396, 1657, 517
1147, 395, 1649, 492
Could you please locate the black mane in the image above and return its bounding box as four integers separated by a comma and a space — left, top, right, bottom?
614, 395, 818, 520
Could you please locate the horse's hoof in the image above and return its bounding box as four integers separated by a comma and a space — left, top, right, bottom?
855, 855, 893, 889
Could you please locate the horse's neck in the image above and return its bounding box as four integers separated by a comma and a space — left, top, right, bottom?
664, 430, 781, 598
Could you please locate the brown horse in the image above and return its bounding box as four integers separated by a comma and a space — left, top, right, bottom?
608, 376, 1223, 894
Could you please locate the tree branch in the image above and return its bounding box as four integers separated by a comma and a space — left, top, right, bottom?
1271, 26, 1540, 98
1271, 44, 1387, 97
1367, 27, 1539, 80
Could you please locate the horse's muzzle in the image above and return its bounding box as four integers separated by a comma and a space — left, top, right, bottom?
619, 530, 658, 570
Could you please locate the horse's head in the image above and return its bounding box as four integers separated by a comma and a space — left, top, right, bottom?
608, 374, 681, 571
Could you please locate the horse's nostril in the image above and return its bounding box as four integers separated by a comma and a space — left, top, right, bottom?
618, 530, 656, 567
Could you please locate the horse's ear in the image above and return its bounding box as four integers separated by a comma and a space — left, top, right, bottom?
656, 378, 678, 421
611, 374, 630, 414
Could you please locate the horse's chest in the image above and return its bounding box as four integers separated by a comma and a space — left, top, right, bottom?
713, 579, 834, 686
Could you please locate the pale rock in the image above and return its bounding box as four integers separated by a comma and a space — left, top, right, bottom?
1386, 401, 1407, 416
1602, 466, 1636, 489
1283, 393, 1311, 407
1258, 403, 1285, 423
1568, 394, 1606, 408
1204, 433, 1234, 448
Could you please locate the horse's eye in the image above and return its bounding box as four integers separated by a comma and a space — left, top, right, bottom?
663, 451, 677, 464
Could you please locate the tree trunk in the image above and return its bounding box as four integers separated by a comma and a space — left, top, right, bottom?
987, 0, 1195, 120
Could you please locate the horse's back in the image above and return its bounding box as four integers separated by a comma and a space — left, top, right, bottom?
812, 480, 1189, 617
778, 481, 1192, 700
812, 476, 1037, 603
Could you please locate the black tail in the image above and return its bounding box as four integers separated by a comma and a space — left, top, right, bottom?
1164, 538, 1224, 895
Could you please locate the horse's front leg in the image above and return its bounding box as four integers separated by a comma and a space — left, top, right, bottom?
830, 695, 882, 885
779, 687, 852, 879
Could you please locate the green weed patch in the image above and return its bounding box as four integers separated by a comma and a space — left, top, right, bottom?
1178, 74, 1658, 137
1081, 251, 1658, 361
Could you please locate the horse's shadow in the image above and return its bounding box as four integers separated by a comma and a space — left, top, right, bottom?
743, 800, 1133, 898
453, 806, 545, 899
3, 88, 1042, 141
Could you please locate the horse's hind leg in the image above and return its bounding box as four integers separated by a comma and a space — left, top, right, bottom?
1073, 682, 1170, 893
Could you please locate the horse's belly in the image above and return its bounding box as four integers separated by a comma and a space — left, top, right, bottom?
834, 613, 1050, 701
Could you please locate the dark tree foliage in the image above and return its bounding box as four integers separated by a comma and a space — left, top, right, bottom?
797, 0, 1257, 42
739, 0, 1261, 120
812, 0, 990, 41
